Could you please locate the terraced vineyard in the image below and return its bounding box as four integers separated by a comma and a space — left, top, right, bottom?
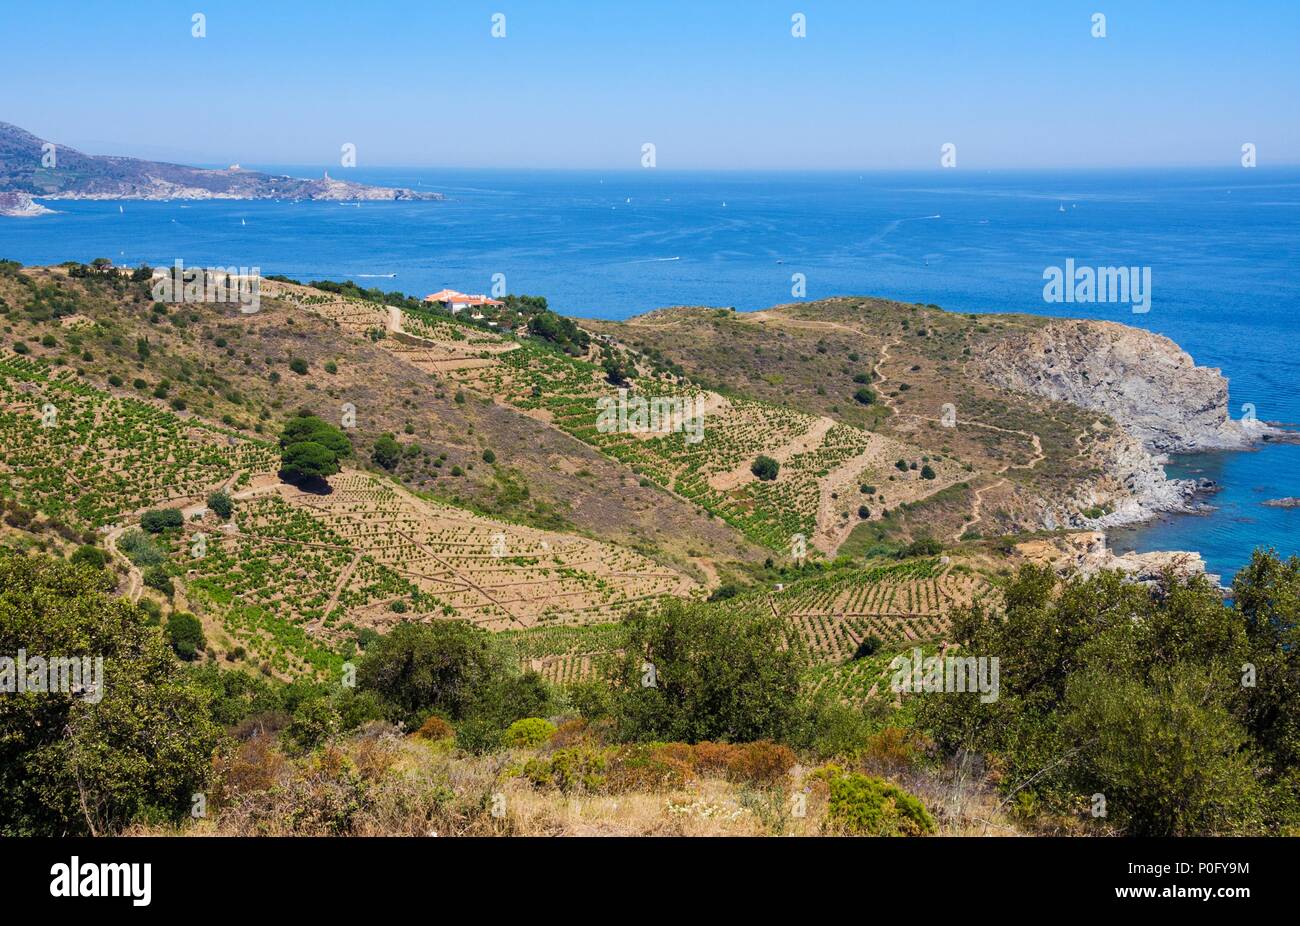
316, 302, 970, 554
176, 471, 696, 674
260, 283, 973, 556
285, 472, 693, 630
774, 560, 995, 662
0, 347, 698, 677
499, 622, 628, 686
0, 354, 278, 527
803, 642, 946, 706
480, 559, 998, 691
265, 281, 519, 374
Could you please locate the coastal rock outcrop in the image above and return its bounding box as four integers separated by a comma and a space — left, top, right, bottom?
978, 319, 1257, 453
1015, 531, 1218, 589
0, 191, 54, 217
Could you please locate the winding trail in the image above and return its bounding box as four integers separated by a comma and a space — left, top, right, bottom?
103, 523, 143, 604
752, 314, 1054, 542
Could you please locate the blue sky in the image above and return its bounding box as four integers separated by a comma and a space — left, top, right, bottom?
5, 0, 1297, 169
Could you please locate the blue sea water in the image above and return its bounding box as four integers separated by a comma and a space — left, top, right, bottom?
2, 166, 1297, 578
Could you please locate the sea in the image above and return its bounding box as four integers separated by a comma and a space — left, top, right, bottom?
3, 166, 1297, 580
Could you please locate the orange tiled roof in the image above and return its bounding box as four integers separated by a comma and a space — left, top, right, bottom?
424, 289, 504, 307
425, 288, 471, 302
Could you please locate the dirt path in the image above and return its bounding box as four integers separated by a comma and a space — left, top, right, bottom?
321, 551, 363, 623
103, 523, 143, 604
859, 337, 1045, 541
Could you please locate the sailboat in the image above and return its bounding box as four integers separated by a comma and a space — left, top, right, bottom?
1058, 203, 1066, 213
118, 205, 123, 214
241, 218, 246, 226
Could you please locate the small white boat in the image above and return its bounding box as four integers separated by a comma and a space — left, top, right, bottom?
118, 205, 123, 214
1058, 203, 1066, 212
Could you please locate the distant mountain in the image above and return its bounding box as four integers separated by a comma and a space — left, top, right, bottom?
0, 121, 443, 210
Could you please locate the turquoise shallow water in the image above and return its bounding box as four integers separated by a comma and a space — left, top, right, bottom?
2, 166, 1296, 577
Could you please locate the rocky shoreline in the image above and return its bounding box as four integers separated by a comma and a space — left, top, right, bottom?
978, 318, 1290, 574
0, 191, 54, 217
1016, 530, 1222, 591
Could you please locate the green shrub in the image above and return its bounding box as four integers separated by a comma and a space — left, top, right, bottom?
854, 635, 883, 659
605, 598, 807, 743
118, 529, 163, 566
140, 508, 183, 533
206, 491, 233, 520
824, 770, 936, 835
917, 556, 1300, 835
521, 746, 609, 793
0, 552, 220, 835
166, 611, 205, 660
286, 698, 340, 753
371, 433, 402, 470
69, 545, 107, 570
143, 565, 173, 597
751, 455, 779, 481
503, 717, 557, 748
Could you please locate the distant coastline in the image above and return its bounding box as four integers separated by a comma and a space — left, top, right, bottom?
0, 120, 443, 215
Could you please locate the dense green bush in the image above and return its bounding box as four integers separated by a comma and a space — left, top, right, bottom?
356, 621, 551, 751
751, 455, 779, 481
601, 599, 807, 744
119, 529, 163, 566
141, 508, 183, 533
143, 565, 174, 597
166, 611, 205, 660
0, 552, 220, 835
371, 433, 402, 470
206, 491, 233, 520
823, 769, 936, 836
920, 552, 1300, 835
69, 545, 107, 570
503, 717, 557, 748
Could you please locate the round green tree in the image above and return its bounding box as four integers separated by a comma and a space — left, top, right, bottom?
278, 413, 352, 483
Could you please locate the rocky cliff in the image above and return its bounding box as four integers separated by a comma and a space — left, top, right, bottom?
0, 191, 54, 217
978, 319, 1256, 453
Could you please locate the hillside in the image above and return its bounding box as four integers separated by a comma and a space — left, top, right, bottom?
5, 259, 1294, 841
0, 120, 442, 208
586, 298, 1253, 540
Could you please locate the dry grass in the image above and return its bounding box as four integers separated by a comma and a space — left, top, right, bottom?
128, 724, 1022, 838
